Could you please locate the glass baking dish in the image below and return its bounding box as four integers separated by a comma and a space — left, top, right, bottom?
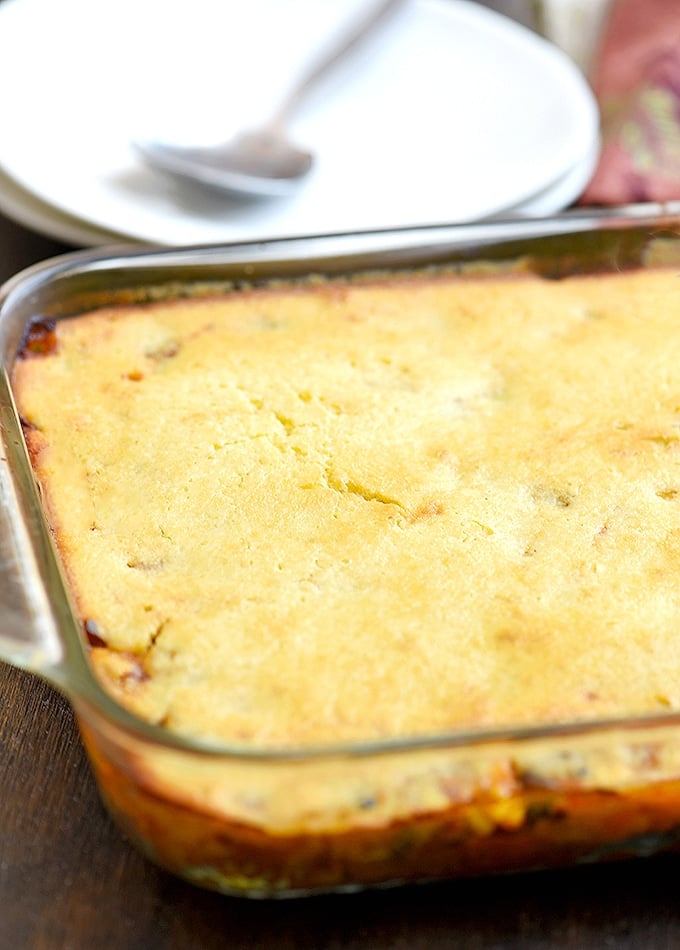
4, 207, 680, 898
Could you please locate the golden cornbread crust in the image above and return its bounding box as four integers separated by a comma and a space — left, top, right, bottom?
13, 266, 680, 748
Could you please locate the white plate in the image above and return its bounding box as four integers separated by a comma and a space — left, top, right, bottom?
503, 137, 599, 217
0, 0, 599, 247
0, 145, 600, 249
0, 164, 125, 247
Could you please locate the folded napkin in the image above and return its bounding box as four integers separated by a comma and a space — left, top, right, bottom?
580, 0, 680, 204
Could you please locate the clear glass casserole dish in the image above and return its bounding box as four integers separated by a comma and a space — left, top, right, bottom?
4, 209, 680, 897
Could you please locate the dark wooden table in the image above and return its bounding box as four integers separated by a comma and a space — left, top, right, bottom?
2, 211, 680, 949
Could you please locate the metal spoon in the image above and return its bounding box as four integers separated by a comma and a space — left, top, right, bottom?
133, 0, 406, 199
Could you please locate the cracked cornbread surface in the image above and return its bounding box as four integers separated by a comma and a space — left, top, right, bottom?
12, 267, 680, 746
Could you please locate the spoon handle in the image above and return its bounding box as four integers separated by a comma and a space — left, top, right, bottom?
269, 0, 407, 131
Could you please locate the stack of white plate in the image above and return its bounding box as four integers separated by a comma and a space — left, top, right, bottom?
0, 0, 600, 247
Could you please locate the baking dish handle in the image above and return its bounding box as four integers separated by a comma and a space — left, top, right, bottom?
0, 507, 64, 676
0, 605, 62, 675
0, 415, 64, 678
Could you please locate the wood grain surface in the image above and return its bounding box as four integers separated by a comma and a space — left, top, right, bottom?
1, 215, 680, 949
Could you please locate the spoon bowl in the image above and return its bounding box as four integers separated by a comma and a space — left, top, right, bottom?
133, 130, 313, 199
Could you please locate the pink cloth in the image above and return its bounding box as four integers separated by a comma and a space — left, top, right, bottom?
579, 0, 680, 204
